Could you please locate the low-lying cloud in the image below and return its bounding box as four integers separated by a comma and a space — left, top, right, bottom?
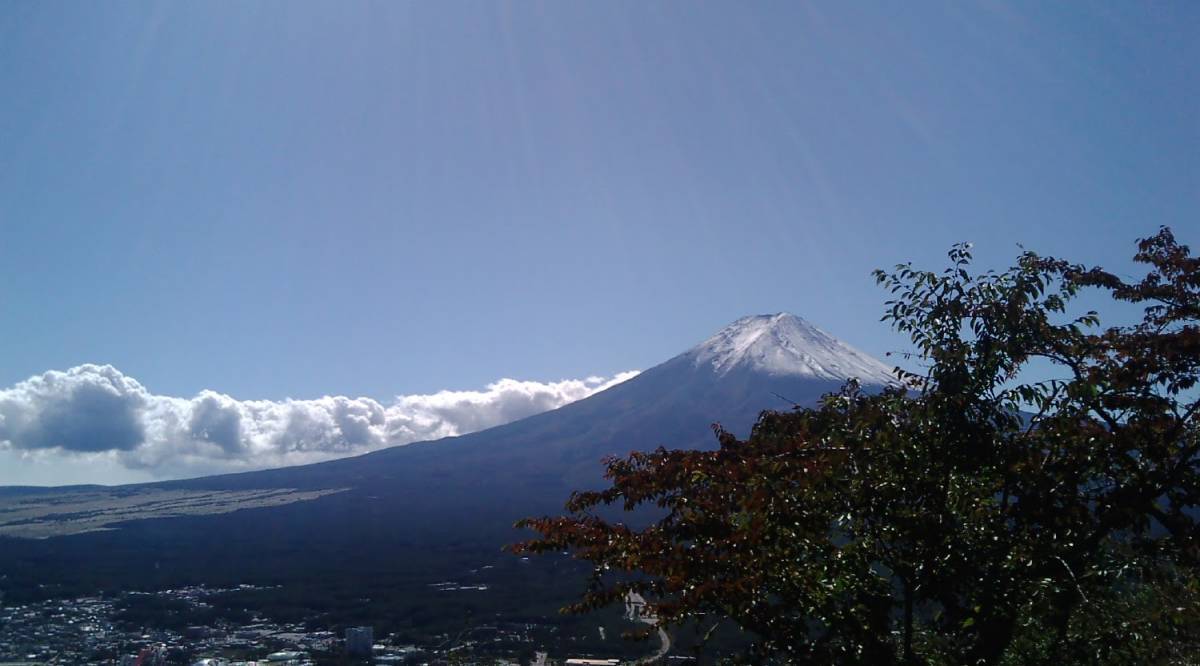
0, 365, 638, 481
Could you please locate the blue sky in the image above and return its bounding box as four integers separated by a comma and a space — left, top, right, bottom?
0, 2, 1196, 483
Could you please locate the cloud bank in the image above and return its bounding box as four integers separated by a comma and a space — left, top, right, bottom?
0, 365, 638, 481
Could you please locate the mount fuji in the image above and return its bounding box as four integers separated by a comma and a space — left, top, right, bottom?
148, 313, 894, 496
0, 314, 898, 639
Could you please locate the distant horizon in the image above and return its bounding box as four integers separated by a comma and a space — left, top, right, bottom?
0, 262, 1190, 486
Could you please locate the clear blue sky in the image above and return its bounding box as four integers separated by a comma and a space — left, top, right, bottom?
2, 1, 1196, 403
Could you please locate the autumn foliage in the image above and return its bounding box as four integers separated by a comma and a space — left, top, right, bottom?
512, 228, 1200, 665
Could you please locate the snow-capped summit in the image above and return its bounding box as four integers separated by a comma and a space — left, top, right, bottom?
687, 313, 895, 384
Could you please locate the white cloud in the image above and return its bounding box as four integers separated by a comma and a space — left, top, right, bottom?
0, 364, 639, 482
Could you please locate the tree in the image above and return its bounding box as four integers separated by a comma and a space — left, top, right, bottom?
512, 228, 1200, 665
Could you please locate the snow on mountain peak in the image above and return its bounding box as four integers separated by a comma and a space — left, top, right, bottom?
688, 313, 895, 384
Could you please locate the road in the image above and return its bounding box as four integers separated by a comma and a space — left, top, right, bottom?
625, 592, 671, 664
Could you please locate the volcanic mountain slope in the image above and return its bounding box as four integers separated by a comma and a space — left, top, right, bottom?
0, 314, 896, 613
252, 312, 894, 489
